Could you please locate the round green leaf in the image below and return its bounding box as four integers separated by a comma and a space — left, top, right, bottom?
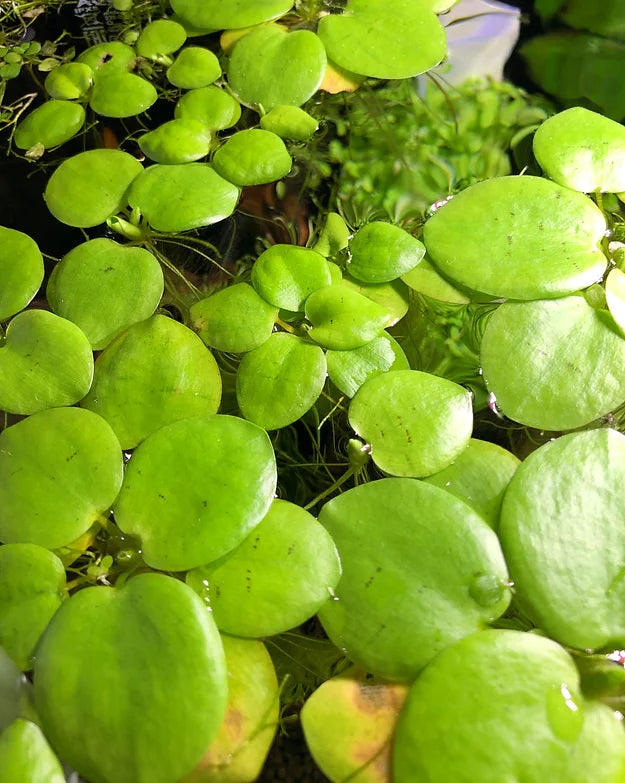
44, 62, 93, 99
423, 438, 520, 529
180, 636, 279, 783
317, 0, 446, 79
0, 407, 123, 550
394, 629, 625, 783
89, 71, 158, 118
306, 285, 392, 350
167, 46, 221, 88
0, 310, 93, 415
0, 226, 44, 322
423, 176, 608, 300
0, 719, 65, 783
605, 267, 625, 336
170, 0, 293, 29
127, 163, 240, 232
14, 100, 85, 150
138, 119, 210, 164
340, 274, 409, 326
0, 544, 65, 671
135, 19, 187, 61
228, 24, 326, 110
500, 428, 625, 650
33, 573, 227, 783
349, 370, 473, 477
190, 282, 277, 353
348, 222, 425, 283
260, 105, 318, 140
76, 41, 135, 73
326, 332, 409, 398
44, 149, 143, 228
318, 479, 511, 680
251, 244, 332, 311
480, 295, 625, 430
81, 314, 221, 449
236, 332, 327, 430
174, 86, 242, 131
47, 238, 163, 350
114, 415, 277, 570
302, 668, 408, 783
534, 107, 625, 192
187, 499, 341, 637
212, 129, 291, 186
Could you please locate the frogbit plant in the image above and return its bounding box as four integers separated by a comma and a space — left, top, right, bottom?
4, 1, 625, 782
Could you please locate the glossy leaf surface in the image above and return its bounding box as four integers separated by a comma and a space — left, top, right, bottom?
347, 221, 425, 283
47, 238, 163, 350
306, 285, 392, 350
135, 19, 187, 60
127, 163, 239, 232
424, 176, 607, 299
44, 149, 143, 228
349, 370, 473, 477
0, 310, 93, 415
251, 244, 331, 311
170, 0, 293, 29
0, 719, 65, 783
34, 573, 227, 783
260, 105, 318, 140
481, 296, 625, 429
318, 479, 511, 680
167, 46, 221, 88
138, 119, 210, 164
188, 499, 341, 637
236, 333, 327, 430
0, 407, 123, 550
114, 416, 277, 570
14, 100, 85, 150
89, 71, 158, 118
212, 129, 291, 186
175, 86, 241, 130
0, 226, 43, 322
81, 315, 221, 449
0, 544, 65, 671
326, 333, 409, 398
44, 62, 93, 99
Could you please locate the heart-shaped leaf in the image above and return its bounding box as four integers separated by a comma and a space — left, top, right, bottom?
0, 309, 93, 415
76, 41, 135, 73
81, 314, 221, 449
326, 332, 409, 398
251, 244, 332, 311
236, 332, 327, 430
228, 24, 326, 109
190, 282, 278, 353
33, 573, 228, 783
0, 544, 65, 671
0, 226, 44, 322
306, 285, 392, 350
89, 71, 158, 118
175, 86, 242, 130
394, 630, 625, 782
317, 0, 446, 79
181, 635, 279, 783
349, 370, 473, 477
135, 19, 187, 60
170, 0, 293, 29
212, 129, 291, 186
0, 407, 123, 550
423, 438, 520, 529
44, 149, 143, 228
480, 295, 625, 430
187, 499, 341, 637
347, 221, 425, 283
302, 667, 408, 783
318, 479, 511, 679
47, 238, 163, 350
0, 719, 65, 783
424, 176, 608, 299
167, 46, 221, 88
14, 100, 85, 150
114, 415, 277, 570
533, 107, 625, 192
500, 428, 625, 650
127, 163, 240, 232
138, 119, 210, 164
